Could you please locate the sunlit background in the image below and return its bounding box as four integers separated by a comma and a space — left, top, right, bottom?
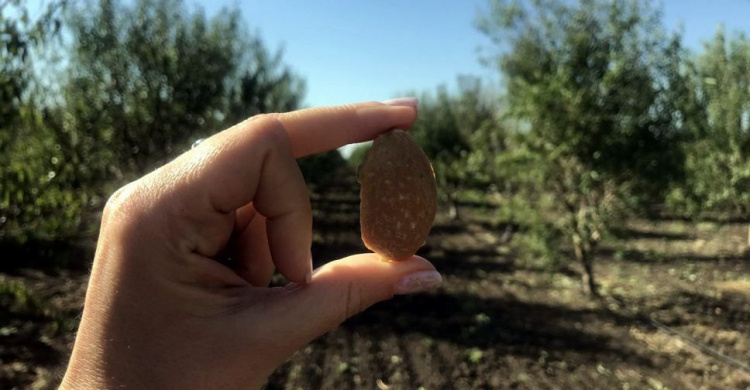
2, 0, 749, 389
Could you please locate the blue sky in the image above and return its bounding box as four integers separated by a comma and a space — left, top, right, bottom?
192, 0, 750, 108
196, 1, 497, 107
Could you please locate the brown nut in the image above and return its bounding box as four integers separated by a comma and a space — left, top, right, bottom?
358, 129, 437, 261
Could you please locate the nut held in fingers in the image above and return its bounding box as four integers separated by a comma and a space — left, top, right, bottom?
358, 130, 437, 261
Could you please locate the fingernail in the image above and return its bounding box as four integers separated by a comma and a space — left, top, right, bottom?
382, 97, 419, 107
394, 270, 442, 295
191, 138, 206, 149
305, 253, 313, 284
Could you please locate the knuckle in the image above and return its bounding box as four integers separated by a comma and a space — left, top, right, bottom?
103, 184, 129, 216
246, 114, 290, 150
102, 181, 143, 225
261, 125, 290, 149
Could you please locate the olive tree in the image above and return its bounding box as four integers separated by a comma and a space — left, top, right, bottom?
0, 0, 73, 241
477, 0, 687, 296
409, 77, 498, 220
676, 29, 750, 214
61, 0, 305, 181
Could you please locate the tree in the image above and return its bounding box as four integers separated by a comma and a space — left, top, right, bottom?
297, 150, 350, 193
409, 77, 498, 219
0, 0, 63, 128
676, 28, 750, 214
1, 1, 73, 241
60, 0, 305, 182
477, 0, 687, 296
226, 41, 306, 124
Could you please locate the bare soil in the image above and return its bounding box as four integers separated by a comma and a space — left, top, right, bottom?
1, 186, 748, 389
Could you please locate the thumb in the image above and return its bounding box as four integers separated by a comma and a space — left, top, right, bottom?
260, 254, 441, 358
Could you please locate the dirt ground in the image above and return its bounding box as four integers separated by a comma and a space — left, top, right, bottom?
1, 186, 748, 389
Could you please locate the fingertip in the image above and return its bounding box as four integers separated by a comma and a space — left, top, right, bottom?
382, 97, 419, 108
310, 253, 438, 289
273, 252, 312, 285
355, 105, 418, 134
266, 218, 312, 284
393, 269, 443, 295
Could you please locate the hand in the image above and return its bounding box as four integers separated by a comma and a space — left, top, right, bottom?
60, 100, 443, 389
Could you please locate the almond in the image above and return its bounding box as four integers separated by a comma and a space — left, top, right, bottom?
358, 130, 437, 261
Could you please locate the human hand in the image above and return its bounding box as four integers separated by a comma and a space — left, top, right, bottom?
60, 100, 443, 389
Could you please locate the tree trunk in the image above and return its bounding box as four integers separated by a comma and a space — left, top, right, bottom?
500, 223, 514, 243
448, 200, 460, 220
573, 238, 599, 298
581, 258, 599, 298
445, 192, 460, 221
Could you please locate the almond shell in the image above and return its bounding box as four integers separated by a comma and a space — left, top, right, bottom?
358, 130, 437, 261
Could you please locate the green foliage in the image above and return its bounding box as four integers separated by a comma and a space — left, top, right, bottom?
226, 41, 306, 124
61, 0, 304, 180
0, 276, 76, 335
502, 194, 562, 268
670, 29, 750, 213
1, 0, 64, 124
0, 104, 87, 241
0, 1, 77, 241
466, 348, 484, 364
298, 150, 350, 191
478, 0, 687, 295
409, 77, 500, 219
0, 277, 45, 315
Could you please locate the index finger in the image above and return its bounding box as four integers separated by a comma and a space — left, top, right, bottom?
279, 101, 418, 158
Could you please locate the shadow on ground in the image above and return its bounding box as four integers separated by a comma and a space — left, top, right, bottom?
348, 292, 652, 366
611, 227, 696, 241
598, 247, 750, 264
0, 239, 94, 278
